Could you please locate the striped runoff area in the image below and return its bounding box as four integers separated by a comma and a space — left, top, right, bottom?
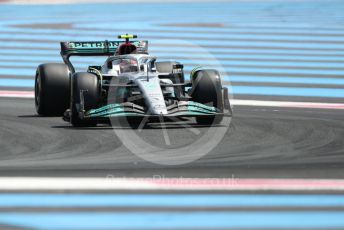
0, 177, 344, 229
1, 194, 344, 229
0, 0, 344, 106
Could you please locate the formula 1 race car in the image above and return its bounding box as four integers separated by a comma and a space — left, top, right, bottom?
35, 34, 232, 127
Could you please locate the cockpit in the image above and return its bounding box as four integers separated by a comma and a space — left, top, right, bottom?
104, 56, 138, 75
104, 55, 156, 76
115, 57, 138, 73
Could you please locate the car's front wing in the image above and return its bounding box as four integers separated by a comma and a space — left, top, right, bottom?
84, 101, 231, 120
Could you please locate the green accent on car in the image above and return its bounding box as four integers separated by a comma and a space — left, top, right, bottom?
86, 104, 135, 117
187, 101, 217, 112
85, 101, 218, 118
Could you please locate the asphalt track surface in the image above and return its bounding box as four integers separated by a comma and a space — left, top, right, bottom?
1, 97, 344, 179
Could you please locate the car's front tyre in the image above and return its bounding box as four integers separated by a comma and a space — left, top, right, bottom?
190, 69, 224, 125
71, 72, 100, 127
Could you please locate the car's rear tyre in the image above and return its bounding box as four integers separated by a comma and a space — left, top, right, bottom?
190, 69, 224, 125
35, 63, 70, 116
71, 72, 100, 127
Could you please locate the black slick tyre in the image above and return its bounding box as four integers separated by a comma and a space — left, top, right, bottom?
71, 72, 100, 127
190, 69, 224, 125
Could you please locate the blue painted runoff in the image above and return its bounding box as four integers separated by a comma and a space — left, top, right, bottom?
0, 212, 343, 229
0, 194, 344, 207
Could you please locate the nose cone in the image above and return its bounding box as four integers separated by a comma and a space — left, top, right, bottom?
136, 76, 167, 115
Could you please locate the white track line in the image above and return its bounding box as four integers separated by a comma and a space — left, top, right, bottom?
1, 177, 344, 191
0, 90, 34, 98
231, 99, 344, 110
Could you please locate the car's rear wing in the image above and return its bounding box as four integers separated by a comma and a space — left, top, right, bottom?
60, 40, 148, 73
